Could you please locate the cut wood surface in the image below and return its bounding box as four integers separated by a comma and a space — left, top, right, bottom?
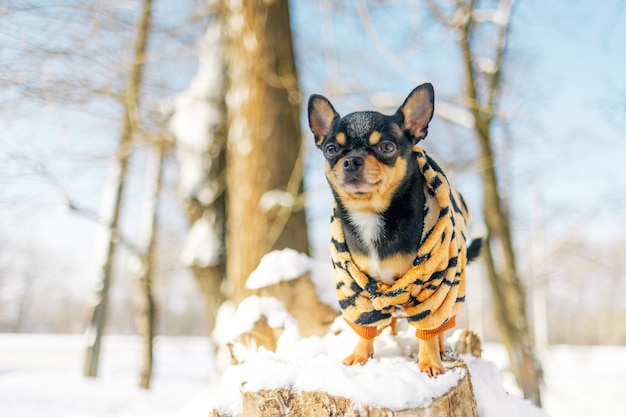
212, 361, 477, 417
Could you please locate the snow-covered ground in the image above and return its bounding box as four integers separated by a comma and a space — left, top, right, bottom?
0, 334, 214, 417
0, 333, 624, 417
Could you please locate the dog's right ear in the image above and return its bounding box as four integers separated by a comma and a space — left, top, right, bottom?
308, 94, 340, 148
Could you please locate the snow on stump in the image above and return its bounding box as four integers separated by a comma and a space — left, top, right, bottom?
211, 318, 480, 417
213, 295, 299, 365
213, 361, 476, 417
246, 249, 339, 337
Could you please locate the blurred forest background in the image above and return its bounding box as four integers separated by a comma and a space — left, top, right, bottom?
1, 0, 625, 400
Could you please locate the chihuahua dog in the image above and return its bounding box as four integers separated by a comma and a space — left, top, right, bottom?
308, 83, 481, 376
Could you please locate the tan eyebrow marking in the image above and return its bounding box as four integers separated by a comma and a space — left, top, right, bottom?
335, 132, 346, 146
369, 131, 382, 146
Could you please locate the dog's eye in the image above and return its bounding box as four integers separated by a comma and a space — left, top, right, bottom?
377, 141, 396, 154
324, 144, 340, 157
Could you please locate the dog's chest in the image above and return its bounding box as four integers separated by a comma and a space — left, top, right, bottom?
347, 212, 399, 285
348, 211, 383, 246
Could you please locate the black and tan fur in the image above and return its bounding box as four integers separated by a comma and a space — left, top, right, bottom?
308, 83, 481, 376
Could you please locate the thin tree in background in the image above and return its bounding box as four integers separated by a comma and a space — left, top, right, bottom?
1, 0, 214, 343
128, 140, 165, 389
427, 0, 543, 405
83, 0, 153, 378
352, 0, 542, 404
223, 0, 309, 303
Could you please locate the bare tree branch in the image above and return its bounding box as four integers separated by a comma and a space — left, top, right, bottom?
355, 0, 475, 128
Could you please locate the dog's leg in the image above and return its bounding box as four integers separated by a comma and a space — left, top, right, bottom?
417, 335, 445, 377
343, 336, 374, 366
389, 316, 398, 336
438, 332, 445, 354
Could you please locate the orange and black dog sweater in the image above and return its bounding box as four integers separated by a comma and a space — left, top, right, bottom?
330, 146, 471, 340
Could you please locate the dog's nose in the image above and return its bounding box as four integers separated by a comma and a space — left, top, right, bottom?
343, 156, 364, 173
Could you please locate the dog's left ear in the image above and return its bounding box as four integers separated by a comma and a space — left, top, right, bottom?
396, 83, 435, 144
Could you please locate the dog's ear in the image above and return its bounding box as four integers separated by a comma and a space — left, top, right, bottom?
396, 83, 435, 144
308, 94, 340, 148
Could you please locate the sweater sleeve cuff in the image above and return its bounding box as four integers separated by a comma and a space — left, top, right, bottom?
345, 318, 380, 340
413, 315, 456, 339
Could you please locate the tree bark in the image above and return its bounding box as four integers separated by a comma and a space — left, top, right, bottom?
223, 0, 309, 303
83, 0, 153, 378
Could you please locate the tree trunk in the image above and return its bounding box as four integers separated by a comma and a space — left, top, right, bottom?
172, 19, 228, 332
83, 0, 153, 378
456, 0, 543, 405
129, 142, 163, 389
223, 0, 309, 303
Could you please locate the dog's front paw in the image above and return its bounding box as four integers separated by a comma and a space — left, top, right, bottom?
342, 352, 371, 366
342, 338, 374, 366
418, 358, 445, 377
417, 334, 446, 377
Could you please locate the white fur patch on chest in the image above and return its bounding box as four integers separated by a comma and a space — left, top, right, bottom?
348, 212, 395, 285
348, 211, 383, 247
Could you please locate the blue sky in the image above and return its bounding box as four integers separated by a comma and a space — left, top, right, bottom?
1, 0, 625, 276
506, 0, 626, 241
292, 0, 626, 253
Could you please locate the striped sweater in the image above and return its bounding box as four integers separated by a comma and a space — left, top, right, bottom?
330, 146, 471, 339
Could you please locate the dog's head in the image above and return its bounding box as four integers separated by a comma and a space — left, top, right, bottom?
308, 83, 435, 212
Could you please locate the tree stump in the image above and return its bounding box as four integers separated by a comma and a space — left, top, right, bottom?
454, 330, 482, 358
212, 361, 477, 417
250, 272, 338, 337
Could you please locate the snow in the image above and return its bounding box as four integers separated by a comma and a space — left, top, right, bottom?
258, 189, 295, 213
170, 22, 225, 268
245, 248, 312, 290
245, 249, 339, 310
0, 247, 620, 417
170, 23, 224, 204
179, 211, 222, 268
213, 318, 466, 415
211, 296, 297, 345
0, 334, 214, 417
463, 354, 548, 417
1, 333, 626, 417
